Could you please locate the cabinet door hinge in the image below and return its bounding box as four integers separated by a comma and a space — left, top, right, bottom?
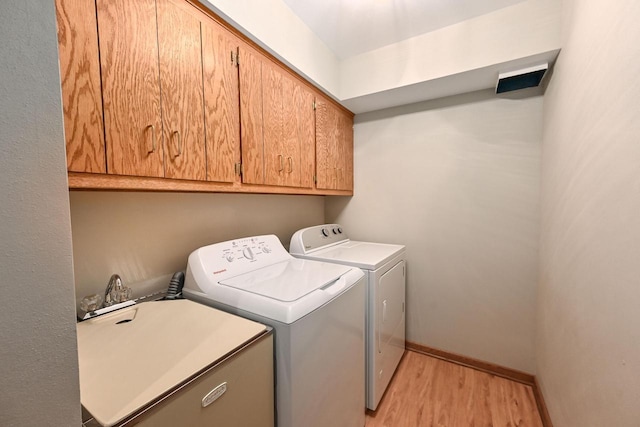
235, 48, 240, 66
313, 174, 317, 184
231, 49, 239, 67
235, 162, 242, 176
312, 100, 316, 111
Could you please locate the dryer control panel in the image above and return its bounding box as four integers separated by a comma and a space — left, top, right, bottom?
290, 224, 350, 254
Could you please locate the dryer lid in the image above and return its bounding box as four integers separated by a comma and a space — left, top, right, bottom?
220, 258, 353, 302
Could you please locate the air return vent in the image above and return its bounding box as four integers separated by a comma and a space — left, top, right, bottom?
496, 63, 548, 94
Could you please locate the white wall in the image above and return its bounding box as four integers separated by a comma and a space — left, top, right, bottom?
202, 0, 560, 115
537, 1, 640, 425
202, 0, 340, 96
0, 1, 81, 425
327, 90, 542, 372
70, 192, 324, 306
339, 0, 561, 100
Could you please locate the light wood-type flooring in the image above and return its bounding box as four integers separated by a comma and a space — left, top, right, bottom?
365, 350, 544, 427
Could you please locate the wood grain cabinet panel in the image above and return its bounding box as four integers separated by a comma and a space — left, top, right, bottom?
293, 82, 315, 189
315, 98, 338, 190
55, 0, 106, 173
238, 44, 265, 185
262, 62, 286, 187
157, 0, 206, 181
337, 109, 354, 191
97, 0, 164, 178
315, 97, 353, 191
201, 20, 241, 183
262, 63, 314, 188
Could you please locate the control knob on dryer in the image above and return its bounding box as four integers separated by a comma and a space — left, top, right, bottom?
321, 228, 329, 237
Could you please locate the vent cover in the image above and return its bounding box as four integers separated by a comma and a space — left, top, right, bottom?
496, 63, 548, 94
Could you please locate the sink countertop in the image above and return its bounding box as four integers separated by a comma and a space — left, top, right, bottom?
76, 299, 267, 427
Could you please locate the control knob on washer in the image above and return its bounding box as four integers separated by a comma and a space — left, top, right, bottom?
243, 247, 254, 260
321, 228, 329, 237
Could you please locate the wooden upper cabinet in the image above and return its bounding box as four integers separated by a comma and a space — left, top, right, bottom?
157, 0, 206, 181
97, 0, 164, 178
201, 20, 241, 183
55, 0, 106, 173
262, 63, 314, 188
315, 97, 353, 191
238, 44, 265, 185
58, 0, 353, 194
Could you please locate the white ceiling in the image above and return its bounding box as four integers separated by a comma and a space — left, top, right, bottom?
282, 0, 526, 59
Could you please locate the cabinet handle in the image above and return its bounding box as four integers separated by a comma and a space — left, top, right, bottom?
287, 156, 293, 173
278, 154, 284, 172
146, 124, 157, 154
173, 130, 182, 157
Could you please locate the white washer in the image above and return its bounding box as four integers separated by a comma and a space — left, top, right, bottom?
290, 224, 406, 411
183, 235, 365, 427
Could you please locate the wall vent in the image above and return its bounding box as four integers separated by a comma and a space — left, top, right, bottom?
496, 63, 548, 94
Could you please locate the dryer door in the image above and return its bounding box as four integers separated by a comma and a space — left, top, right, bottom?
375, 260, 406, 406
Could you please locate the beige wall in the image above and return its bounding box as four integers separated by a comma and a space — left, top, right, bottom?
339, 0, 560, 100
0, 1, 81, 425
537, 1, 640, 425
326, 90, 542, 373
70, 192, 324, 306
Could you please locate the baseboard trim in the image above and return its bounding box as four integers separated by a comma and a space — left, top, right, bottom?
405, 341, 535, 385
405, 341, 553, 427
533, 377, 554, 427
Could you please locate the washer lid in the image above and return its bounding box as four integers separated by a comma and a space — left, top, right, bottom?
221, 258, 352, 302
309, 241, 405, 270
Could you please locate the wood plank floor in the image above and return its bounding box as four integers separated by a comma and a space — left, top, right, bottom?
365, 350, 544, 427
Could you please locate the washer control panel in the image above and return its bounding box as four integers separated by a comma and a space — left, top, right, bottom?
189, 235, 291, 283
221, 237, 276, 264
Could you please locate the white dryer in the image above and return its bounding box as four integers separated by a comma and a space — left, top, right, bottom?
183, 235, 365, 427
290, 224, 406, 411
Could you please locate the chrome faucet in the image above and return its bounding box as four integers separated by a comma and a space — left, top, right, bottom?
104, 274, 132, 307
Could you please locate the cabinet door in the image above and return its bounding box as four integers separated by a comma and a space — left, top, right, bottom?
262, 62, 287, 187
262, 64, 314, 188
293, 81, 315, 189
157, 0, 206, 181
202, 20, 240, 183
315, 97, 353, 191
97, 0, 164, 177
56, 0, 106, 173
280, 75, 300, 187
239, 44, 264, 185
135, 335, 274, 427
315, 97, 339, 190
337, 110, 354, 191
